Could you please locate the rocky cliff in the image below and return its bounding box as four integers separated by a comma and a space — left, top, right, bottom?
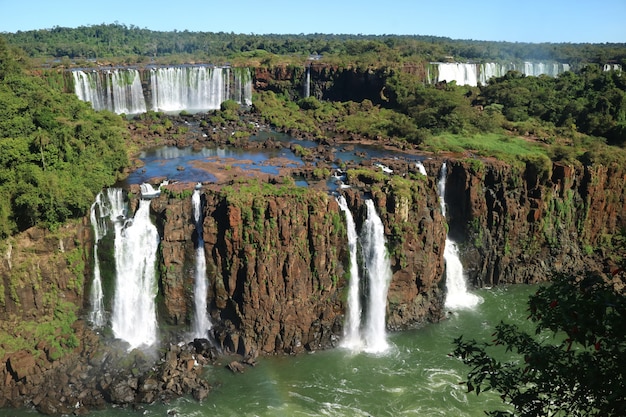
150, 176, 447, 356
254, 63, 425, 104
443, 156, 626, 287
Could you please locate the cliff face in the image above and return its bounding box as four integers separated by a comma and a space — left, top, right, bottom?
149, 177, 447, 355
444, 158, 626, 286
0, 221, 89, 322
1, 157, 624, 361
254, 64, 394, 104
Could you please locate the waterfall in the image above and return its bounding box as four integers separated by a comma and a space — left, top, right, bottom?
150, 66, 252, 113
304, 66, 311, 98
72, 69, 146, 115
110, 189, 159, 349
429, 62, 570, 86
360, 199, 392, 353
337, 196, 363, 350
438, 163, 482, 310
88, 192, 108, 328
416, 161, 427, 176
435, 62, 479, 87
192, 188, 211, 339
73, 66, 252, 114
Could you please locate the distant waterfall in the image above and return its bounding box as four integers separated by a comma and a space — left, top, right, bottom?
192, 188, 211, 339
150, 66, 224, 112
304, 66, 311, 98
337, 196, 363, 350
72, 69, 147, 114
361, 199, 392, 353
436, 63, 480, 87
429, 62, 571, 86
110, 190, 160, 349
438, 163, 482, 310
73, 66, 252, 114
89, 192, 108, 328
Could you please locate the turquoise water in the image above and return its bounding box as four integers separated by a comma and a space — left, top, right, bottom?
9, 285, 537, 417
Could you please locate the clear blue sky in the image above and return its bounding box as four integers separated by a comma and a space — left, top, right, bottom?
1, 0, 625, 43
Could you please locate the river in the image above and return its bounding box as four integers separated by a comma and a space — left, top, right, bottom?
12, 284, 537, 417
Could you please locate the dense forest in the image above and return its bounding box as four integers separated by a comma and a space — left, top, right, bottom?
3, 23, 626, 67
0, 37, 128, 239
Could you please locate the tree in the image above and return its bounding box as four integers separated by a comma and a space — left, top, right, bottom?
453, 271, 626, 416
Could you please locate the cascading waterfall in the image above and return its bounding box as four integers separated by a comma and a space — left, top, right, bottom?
416, 161, 427, 176
304, 66, 311, 98
88, 192, 108, 328
429, 62, 571, 86
438, 163, 482, 310
360, 199, 392, 353
73, 66, 252, 114
192, 188, 211, 339
150, 66, 225, 112
336, 196, 363, 350
72, 69, 146, 114
436, 62, 480, 87
109, 188, 160, 349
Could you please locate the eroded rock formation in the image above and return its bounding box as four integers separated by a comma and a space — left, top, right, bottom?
150, 178, 447, 356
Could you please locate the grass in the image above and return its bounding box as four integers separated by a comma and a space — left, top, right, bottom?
422, 132, 549, 163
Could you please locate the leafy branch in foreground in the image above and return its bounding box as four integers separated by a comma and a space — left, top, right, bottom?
453, 272, 626, 417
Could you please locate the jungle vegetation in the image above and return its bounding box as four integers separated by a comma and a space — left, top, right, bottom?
3, 23, 626, 68
0, 37, 128, 239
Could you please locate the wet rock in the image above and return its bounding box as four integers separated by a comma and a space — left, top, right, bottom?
227, 361, 246, 373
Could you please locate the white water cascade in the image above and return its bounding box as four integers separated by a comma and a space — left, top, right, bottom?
304, 66, 311, 98
192, 188, 211, 339
416, 161, 427, 176
429, 62, 571, 86
438, 163, 482, 310
150, 66, 225, 112
88, 192, 108, 328
72, 69, 147, 114
336, 196, 363, 350
73, 66, 252, 115
360, 199, 392, 353
109, 190, 160, 349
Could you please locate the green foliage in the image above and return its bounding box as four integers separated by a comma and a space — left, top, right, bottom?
162, 188, 193, 200
4, 24, 625, 71
220, 177, 308, 206
481, 68, 626, 146
0, 39, 128, 238
453, 273, 626, 416
346, 168, 388, 185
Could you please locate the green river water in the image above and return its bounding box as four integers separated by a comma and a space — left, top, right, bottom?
9, 284, 539, 417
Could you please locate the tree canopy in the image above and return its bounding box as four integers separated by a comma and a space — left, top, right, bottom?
0, 37, 129, 238
453, 271, 626, 416
3, 23, 625, 68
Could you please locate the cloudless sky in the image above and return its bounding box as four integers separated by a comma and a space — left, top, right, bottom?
1, 0, 625, 44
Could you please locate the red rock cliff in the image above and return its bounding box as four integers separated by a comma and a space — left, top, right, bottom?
150, 177, 447, 355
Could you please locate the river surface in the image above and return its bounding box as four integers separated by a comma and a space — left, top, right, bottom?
12, 285, 538, 417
